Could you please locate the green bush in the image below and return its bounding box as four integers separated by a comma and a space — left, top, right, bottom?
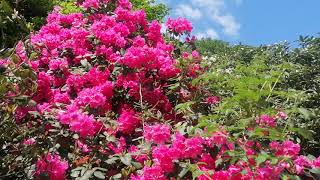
195, 36, 320, 156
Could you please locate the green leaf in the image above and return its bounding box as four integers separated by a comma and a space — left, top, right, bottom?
112, 173, 122, 179
175, 101, 195, 114
215, 158, 223, 167
120, 154, 132, 166
256, 152, 268, 165
289, 127, 314, 140
179, 167, 189, 178
192, 169, 205, 180
93, 171, 105, 179
310, 168, 320, 175
105, 156, 119, 164
298, 108, 313, 120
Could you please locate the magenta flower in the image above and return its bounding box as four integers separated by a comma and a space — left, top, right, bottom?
35, 153, 68, 180
118, 109, 141, 134
256, 114, 277, 128
143, 124, 171, 144
166, 17, 193, 34
205, 96, 221, 104
131, 165, 166, 180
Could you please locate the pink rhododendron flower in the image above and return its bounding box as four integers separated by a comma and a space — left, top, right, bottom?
206, 130, 228, 146
270, 140, 300, 158
184, 137, 204, 158
53, 91, 70, 104
192, 50, 200, 60
256, 114, 277, 128
152, 145, 175, 172
75, 88, 106, 108
199, 153, 215, 170
69, 113, 101, 138
205, 96, 221, 104
147, 20, 163, 43
143, 124, 171, 144
35, 153, 68, 180
23, 138, 36, 146
182, 52, 190, 59
312, 157, 320, 168
118, 109, 141, 134
49, 58, 68, 71
294, 156, 310, 174
76, 140, 91, 153
58, 106, 101, 137
131, 166, 166, 180
170, 133, 186, 159
256, 165, 282, 179
108, 137, 126, 154
277, 111, 288, 119
166, 17, 193, 34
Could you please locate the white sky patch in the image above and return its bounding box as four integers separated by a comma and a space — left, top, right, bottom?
160, 23, 167, 34
190, 0, 241, 38
196, 28, 219, 39
175, 4, 202, 20
212, 14, 240, 37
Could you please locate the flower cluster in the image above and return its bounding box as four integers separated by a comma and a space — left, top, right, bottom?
143, 124, 171, 144
35, 153, 68, 180
5, 0, 320, 179
166, 17, 193, 34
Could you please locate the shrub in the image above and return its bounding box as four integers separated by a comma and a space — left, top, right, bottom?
0, 0, 320, 180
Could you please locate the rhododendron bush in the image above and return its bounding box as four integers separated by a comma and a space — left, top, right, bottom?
1, 0, 320, 179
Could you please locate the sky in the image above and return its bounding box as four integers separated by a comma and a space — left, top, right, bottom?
159, 0, 320, 46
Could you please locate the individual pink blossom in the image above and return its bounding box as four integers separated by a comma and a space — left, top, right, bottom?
152, 145, 174, 172
294, 156, 310, 174
49, 58, 68, 71
76, 140, 91, 153
23, 138, 36, 146
69, 113, 101, 138
143, 124, 171, 144
108, 137, 126, 154
192, 50, 200, 60
117, 109, 141, 134
205, 96, 221, 104
58, 106, 101, 137
75, 88, 106, 108
256, 165, 282, 179
147, 20, 163, 43
53, 91, 70, 104
198, 153, 215, 170
84, 68, 110, 86
312, 157, 320, 168
184, 137, 203, 158
182, 52, 190, 59
170, 133, 186, 159
81, 0, 100, 9
271, 140, 300, 158
207, 131, 228, 146
277, 111, 288, 119
35, 153, 68, 180
166, 18, 193, 34
256, 114, 277, 128
118, 0, 132, 10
